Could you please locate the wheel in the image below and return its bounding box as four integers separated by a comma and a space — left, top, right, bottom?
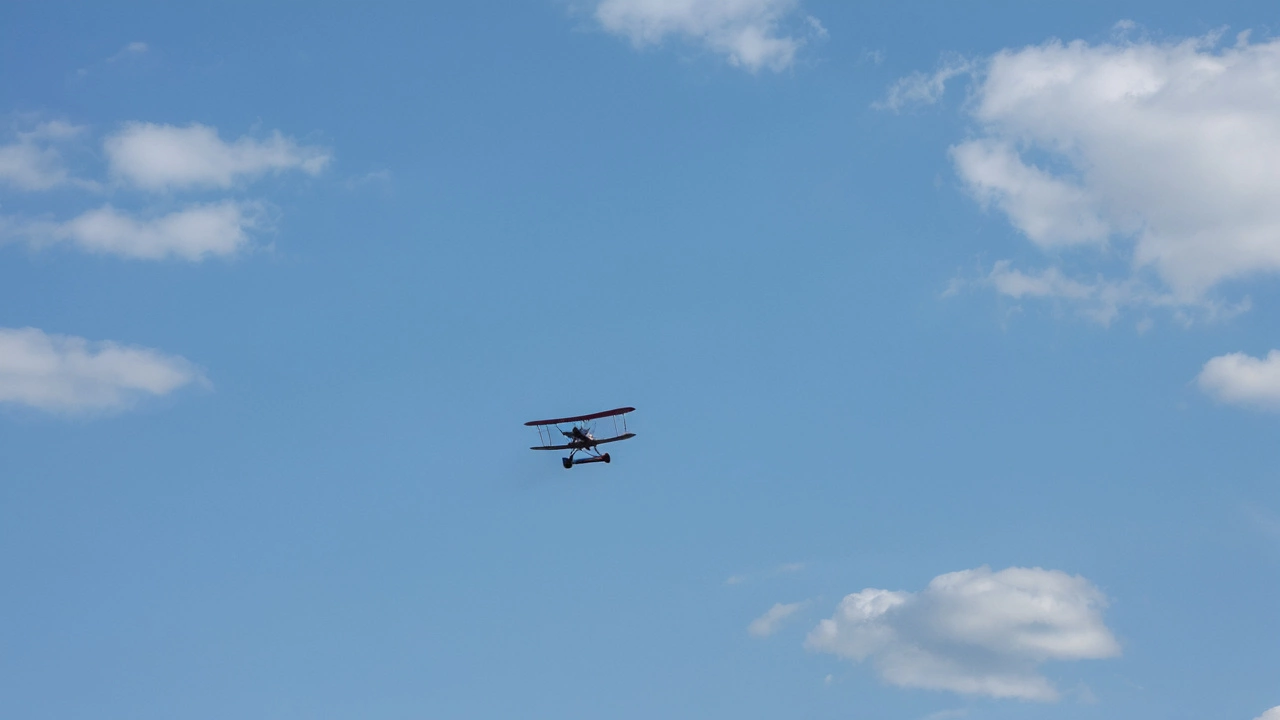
602, 453, 611, 463
562, 458, 573, 469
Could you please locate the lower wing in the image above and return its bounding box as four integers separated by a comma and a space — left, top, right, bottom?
592, 432, 636, 446
529, 433, 635, 451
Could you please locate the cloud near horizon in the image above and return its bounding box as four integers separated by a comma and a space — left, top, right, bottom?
805, 566, 1119, 701
0, 327, 205, 414
593, 0, 821, 72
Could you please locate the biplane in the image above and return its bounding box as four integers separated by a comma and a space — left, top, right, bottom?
525, 407, 636, 468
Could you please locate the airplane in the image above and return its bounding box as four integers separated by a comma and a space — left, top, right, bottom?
525, 407, 636, 468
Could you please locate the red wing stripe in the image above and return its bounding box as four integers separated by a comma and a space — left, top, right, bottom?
524, 407, 635, 426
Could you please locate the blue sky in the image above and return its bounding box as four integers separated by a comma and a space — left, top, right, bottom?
2, 2, 1279, 718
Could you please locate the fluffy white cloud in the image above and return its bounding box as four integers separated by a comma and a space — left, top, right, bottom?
0, 121, 86, 190
966, 32, 1280, 297
5, 201, 259, 260
104, 122, 330, 190
951, 139, 1111, 247
594, 0, 819, 72
1255, 707, 1280, 720
1198, 350, 1280, 410
896, 31, 1280, 317
0, 327, 204, 413
748, 602, 803, 637
805, 566, 1119, 701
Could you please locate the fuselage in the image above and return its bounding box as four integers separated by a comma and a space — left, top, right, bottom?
562, 427, 595, 448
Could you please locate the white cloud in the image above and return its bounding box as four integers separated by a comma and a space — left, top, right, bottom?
986, 261, 1096, 301
973, 260, 1248, 326
0, 142, 67, 191
805, 566, 1120, 701
104, 122, 330, 190
20, 120, 85, 142
108, 41, 148, 62
0, 327, 204, 413
1255, 706, 1280, 720
594, 0, 818, 72
748, 601, 803, 637
345, 169, 391, 189
875, 57, 972, 111
904, 31, 1280, 318
951, 139, 1110, 247
1198, 350, 1280, 410
0, 121, 87, 191
4, 201, 259, 260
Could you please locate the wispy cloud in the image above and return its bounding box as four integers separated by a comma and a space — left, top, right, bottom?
107, 41, 148, 62
3, 201, 261, 260
748, 601, 804, 637
0, 327, 205, 414
593, 0, 822, 72
955, 261, 1250, 327
77, 41, 151, 77
345, 169, 391, 190
0, 121, 90, 191
874, 56, 971, 111
104, 122, 330, 191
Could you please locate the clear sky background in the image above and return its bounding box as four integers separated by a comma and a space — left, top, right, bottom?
2, 2, 1278, 719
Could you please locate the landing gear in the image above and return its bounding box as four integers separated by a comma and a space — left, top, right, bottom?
561, 452, 610, 468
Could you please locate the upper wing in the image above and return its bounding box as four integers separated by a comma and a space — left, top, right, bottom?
524, 407, 635, 427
